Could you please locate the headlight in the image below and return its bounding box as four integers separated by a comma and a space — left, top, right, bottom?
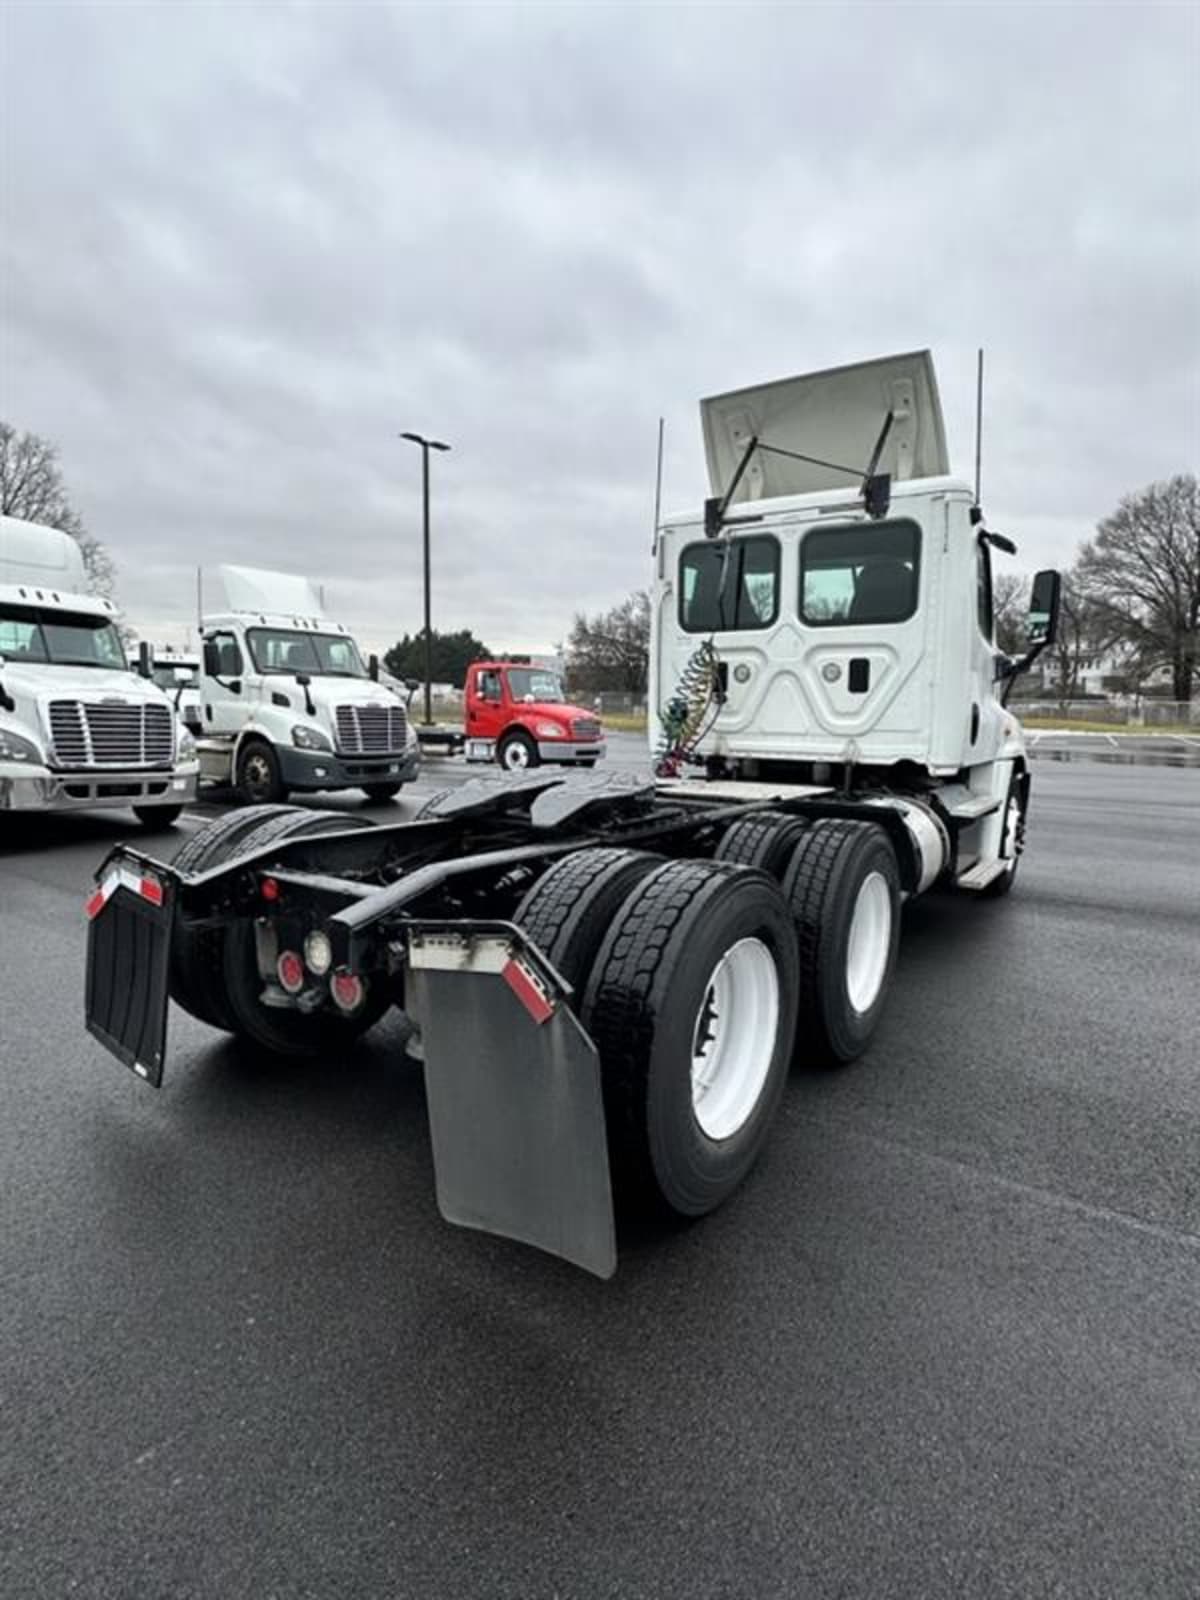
178, 727, 196, 759
534, 721, 565, 739
0, 727, 43, 764
292, 725, 332, 752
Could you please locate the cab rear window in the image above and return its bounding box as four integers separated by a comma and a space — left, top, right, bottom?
800, 519, 921, 626
679, 536, 780, 632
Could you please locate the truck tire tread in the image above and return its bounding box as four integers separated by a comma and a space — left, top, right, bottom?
780, 819, 901, 1067
715, 811, 811, 877
582, 860, 798, 1215
514, 848, 663, 990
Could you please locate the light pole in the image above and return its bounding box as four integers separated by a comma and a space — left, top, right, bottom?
399, 431, 451, 725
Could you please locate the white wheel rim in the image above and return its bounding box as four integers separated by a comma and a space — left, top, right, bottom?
690, 936, 780, 1141
845, 871, 892, 1014
504, 742, 529, 770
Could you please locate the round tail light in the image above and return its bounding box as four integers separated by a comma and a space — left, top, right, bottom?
330, 970, 365, 1013
276, 950, 305, 995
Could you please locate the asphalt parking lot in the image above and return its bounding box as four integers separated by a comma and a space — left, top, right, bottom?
2, 747, 1198, 1599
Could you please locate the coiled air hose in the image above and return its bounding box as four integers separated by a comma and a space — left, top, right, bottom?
654, 639, 723, 778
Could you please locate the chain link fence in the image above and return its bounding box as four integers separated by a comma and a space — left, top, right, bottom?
1015, 699, 1199, 727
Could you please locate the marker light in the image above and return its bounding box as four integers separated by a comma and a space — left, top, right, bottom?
260, 876, 281, 902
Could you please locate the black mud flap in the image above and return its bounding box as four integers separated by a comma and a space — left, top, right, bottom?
406, 927, 616, 1279
84, 855, 175, 1086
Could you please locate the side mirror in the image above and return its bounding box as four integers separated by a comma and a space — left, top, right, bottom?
368, 654, 380, 682
404, 678, 420, 694
137, 641, 153, 679
1026, 570, 1061, 646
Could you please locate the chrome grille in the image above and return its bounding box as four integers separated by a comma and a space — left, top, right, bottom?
49, 701, 174, 769
572, 716, 602, 739
335, 702, 407, 755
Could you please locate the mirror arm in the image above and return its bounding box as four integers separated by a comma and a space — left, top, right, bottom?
999, 639, 1051, 708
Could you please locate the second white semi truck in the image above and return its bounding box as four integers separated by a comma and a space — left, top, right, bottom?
193, 565, 420, 804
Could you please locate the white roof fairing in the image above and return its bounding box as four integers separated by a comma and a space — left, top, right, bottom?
205, 564, 327, 620
700, 350, 950, 505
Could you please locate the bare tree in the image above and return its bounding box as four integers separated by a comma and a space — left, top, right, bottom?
566, 590, 651, 694
1075, 475, 1199, 701
1041, 571, 1104, 709
992, 571, 1027, 656
0, 422, 115, 599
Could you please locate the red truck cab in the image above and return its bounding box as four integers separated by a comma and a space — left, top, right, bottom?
464, 660, 606, 771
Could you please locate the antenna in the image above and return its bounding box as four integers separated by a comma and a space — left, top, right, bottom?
652, 416, 665, 543
973, 347, 985, 510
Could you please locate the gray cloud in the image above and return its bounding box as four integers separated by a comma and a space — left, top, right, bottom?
2, 0, 1197, 655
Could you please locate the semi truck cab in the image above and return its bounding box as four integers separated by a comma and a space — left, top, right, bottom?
196, 564, 420, 804
0, 514, 198, 823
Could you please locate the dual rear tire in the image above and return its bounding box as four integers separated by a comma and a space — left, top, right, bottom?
516, 850, 799, 1217
514, 817, 901, 1219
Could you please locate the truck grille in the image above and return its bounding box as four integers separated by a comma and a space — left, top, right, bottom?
572, 716, 602, 740
335, 703, 408, 755
49, 701, 175, 769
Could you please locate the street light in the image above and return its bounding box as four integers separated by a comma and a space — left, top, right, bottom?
399, 431, 451, 726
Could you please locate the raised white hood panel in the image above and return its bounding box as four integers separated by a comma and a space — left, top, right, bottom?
206, 564, 326, 621
701, 350, 949, 504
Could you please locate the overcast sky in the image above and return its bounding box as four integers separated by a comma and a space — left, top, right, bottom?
2, 1, 1197, 655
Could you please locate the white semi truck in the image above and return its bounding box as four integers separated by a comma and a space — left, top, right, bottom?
193, 565, 420, 804
83, 351, 1060, 1278
0, 515, 198, 823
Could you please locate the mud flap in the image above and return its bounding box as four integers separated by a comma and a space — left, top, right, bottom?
406, 929, 616, 1279
84, 855, 175, 1086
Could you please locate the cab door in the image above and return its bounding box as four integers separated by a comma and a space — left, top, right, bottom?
202, 629, 248, 735
467, 667, 505, 743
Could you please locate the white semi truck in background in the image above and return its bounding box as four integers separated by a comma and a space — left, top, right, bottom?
0, 514, 198, 824
194, 565, 420, 804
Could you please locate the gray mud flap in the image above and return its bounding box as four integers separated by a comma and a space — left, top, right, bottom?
407, 929, 616, 1279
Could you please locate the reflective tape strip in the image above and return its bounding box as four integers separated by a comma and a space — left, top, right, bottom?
502, 955, 554, 1026
84, 864, 164, 919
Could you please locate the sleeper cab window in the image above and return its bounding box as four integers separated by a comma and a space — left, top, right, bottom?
679, 535, 780, 632
800, 519, 921, 626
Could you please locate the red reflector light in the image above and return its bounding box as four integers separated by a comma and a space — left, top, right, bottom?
85, 887, 107, 921
260, 876, 281, 902
502, 956, 554, 1025
330, 971, 365, 1013
140, 876, 164, 907
276, 950, 305, 994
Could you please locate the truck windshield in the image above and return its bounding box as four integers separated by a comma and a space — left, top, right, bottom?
0, 604, 128, 669
246, 629, 367, 677
506, 668, 565, 702
152, 664, 198, 690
